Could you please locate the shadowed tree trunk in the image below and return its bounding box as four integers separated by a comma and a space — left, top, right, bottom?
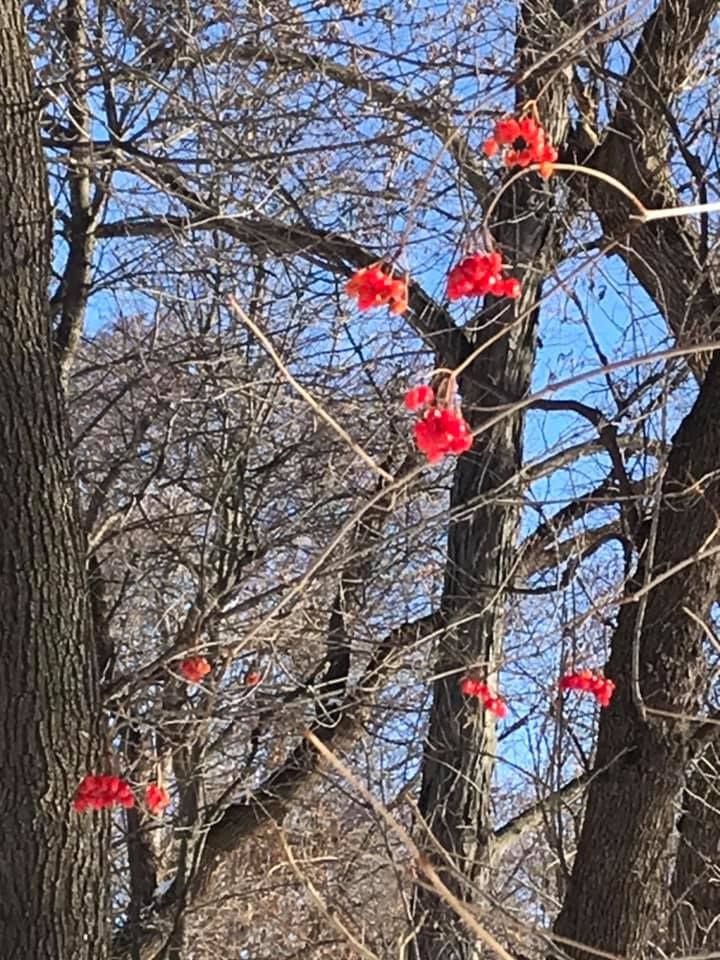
5, 0, 720, 953
550, 2, 720, 956
554, 350, 720, 958
0, 3, 108, 957
409, 0, 720, 953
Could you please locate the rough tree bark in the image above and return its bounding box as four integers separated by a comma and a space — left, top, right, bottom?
554, 349, 720, 958
0, 3, 108, 957
551, 2, 720, 956
569, 0, 720, 379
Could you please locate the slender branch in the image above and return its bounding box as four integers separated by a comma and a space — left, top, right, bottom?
110, 611, 443, 960
54, 0, 97, 386
96, 201, 470, 367
277, 829, 381, 960
304, 729, 519, 960
564, 0, 720, 378
227, 295, 393, 482
493, 775, 589, 858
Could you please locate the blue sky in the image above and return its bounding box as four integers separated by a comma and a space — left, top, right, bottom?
40, 0, 719, 835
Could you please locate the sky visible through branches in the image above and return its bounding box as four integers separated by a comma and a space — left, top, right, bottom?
18, 0, 720, 953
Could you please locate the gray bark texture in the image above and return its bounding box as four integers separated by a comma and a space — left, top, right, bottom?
0, 3, 108, 957
408, 3, 581, 953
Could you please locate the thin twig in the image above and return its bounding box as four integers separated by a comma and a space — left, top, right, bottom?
483, 163, 646, 231
682, 606, 720, 656
276, 828, 381, 960
635, 199, 720, 222
303, 728, 518, 960
228, 295, 393, 482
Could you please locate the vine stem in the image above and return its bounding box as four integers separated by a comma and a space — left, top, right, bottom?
227, 295, 393, 483
636, 198, 720, 222
304, 728, 519, 960
464, 159, 716, 387
484, 159, 720, 229
483, 161, 647, 231
451, 236, 622, 382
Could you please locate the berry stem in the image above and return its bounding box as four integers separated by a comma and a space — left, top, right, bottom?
483, 162, 647, 233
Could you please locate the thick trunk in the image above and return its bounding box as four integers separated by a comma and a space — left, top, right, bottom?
571, 0, 720, 378
554, 352, 720, 959
0, 4, 108, 957
411, 186, 561, 960
552, 4, 720, 957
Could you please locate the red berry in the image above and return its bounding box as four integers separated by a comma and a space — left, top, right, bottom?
346, 265, 408, 314
404, 385, 435, 411
447, 251, 521, 302
414, 407, 473, 463
484, 114, 558, 178
181, 656, 211, 683
460, 677, 482, 697
559, 670, 615, 708
74, 774, 136, 813
146, 784, 171, 815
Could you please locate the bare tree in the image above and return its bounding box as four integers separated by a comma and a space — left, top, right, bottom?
3, 0, 720, 957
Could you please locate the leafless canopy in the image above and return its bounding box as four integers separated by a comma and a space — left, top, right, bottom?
1, 0, 720, 958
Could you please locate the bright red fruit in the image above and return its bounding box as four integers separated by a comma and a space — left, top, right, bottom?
346, 264, 408, 315
559, 670, 615, 708
447, 251, 521, 302
146, 783, 171, 815
460, 677, 485, 698
404, 385, 435, 411
74, 774, 135, 812
414, 407, 473, 463
181, 656, 211, 684
501, 277, 522, 300
404, 380, 473, 463
483, 115, 558, 179
460, 677, 507, 717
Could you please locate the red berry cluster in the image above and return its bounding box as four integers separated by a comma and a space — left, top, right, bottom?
447, 251, 521, 301
460, 677, 508, 718
405, 385, 473, 463
483, 115, 558, 179
344, 115, 555, 317
559, 670, 615, 708
416, 408, 473, 462
181, 656, 211, 683
146, 783, 171, 815
345, 264, 408, 315
404, 384, 435, 411
74, 774, 135, 812
75, 775, 173, 815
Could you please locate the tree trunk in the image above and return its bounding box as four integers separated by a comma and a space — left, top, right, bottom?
408, 2, 584, 952
410, 383, 527, 960
552, 3, 720, 956
554, 352, 720, 960
0, 4, 108, 957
